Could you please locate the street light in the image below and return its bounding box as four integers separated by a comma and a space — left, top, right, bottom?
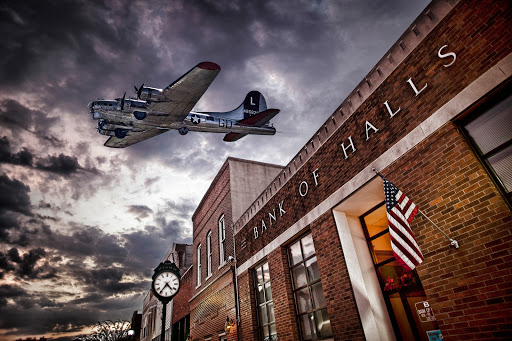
224, 316, 235, 334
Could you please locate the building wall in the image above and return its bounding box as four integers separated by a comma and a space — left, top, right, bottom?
383, 121, 512, 339
233, 0, 512, 340
190, 158, 284, 340
190, 270, 236, 340
172, 266, 193, 325
192, 159, 233, 293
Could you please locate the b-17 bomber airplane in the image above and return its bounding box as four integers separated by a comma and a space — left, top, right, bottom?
88, 62, 280, 148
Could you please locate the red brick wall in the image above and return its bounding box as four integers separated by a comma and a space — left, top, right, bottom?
234, 1, 512, 340
383, 122, 512, 340
190, 160, 238, 340
310, 212, 365, 340
190, 270, 236, 340
192, 161, 235, 293
267, 247, 300, 341
172, 267, 192, 325
237, 270, 259, 341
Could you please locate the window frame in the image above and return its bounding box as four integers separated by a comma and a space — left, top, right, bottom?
253, 261, 277, 341
196, 244, 202, 287
206, 231, 212, 278
287, 232, 332, 340
218, 215, 226, 266
455, 79, 512, 208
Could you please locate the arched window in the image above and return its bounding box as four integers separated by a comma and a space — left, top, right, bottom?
218, 215, 226, 265
196, 244, 201, 286
206, 231, 212, 277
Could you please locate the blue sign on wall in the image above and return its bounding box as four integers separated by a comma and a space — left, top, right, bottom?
427, 330, 443, 341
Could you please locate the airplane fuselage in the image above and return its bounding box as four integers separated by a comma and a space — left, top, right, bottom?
88, 99, 276, 137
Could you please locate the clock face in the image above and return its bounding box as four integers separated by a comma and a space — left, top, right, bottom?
153, 271, 180, 298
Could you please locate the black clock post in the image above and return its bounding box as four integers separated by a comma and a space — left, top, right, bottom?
151, 261, 181, 341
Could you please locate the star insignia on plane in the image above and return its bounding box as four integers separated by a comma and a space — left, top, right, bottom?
191, 114, 201, 124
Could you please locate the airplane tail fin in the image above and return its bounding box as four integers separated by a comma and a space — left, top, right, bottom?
240, 90, 268, 119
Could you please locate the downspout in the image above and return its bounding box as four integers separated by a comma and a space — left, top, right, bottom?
231, 224, 241, 341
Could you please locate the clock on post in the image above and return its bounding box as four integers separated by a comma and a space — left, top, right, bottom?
151, 260, 181, 341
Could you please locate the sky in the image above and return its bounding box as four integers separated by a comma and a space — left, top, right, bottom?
0, 0, 430, 339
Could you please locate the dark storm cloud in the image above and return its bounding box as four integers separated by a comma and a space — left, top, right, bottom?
0, 173, 32, 216
0, 284, 26, 306
8, 247, 53, 279
0, 100, 62, 148
0, 1, 121, 87
0, 0, 431, 339
0, 136, 33, 166
127, 205, 154, 219
0, 135, 101, 177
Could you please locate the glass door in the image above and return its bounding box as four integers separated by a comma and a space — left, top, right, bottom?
360, 203, 442, 341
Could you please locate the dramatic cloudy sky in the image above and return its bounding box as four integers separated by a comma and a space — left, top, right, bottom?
0, 0, 429, 339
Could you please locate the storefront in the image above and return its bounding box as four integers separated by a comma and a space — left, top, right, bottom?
231, 0, 511, 340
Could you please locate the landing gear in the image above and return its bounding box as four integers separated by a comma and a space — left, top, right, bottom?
115, 128, 129, 139
178, 127, 189, 135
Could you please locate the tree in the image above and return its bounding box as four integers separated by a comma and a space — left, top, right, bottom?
74, 320, 132, 341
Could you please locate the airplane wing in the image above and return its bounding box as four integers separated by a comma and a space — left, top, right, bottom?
104, 129, 168, 148
148, 62, 221, 124
223, 133, 247, 142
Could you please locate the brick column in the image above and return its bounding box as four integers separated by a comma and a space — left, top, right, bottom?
268, 246, 300, 341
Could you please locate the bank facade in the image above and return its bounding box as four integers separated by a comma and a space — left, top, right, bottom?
143, 0, 512, 340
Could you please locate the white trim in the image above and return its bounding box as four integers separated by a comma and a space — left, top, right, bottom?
237, 52, 512, 276
333, 197, 395, 341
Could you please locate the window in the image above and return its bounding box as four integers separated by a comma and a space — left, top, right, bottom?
288, 233, 332, 340
197, 244, 201, 286
219, 215, 226, 265
207, 231, 212, 278
459, 92, 512, 204
361, 202, 441, 341
254, 262, 276, 341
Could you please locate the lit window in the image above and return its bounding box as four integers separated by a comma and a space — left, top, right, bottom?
207, 231, 212, 278
361, 202, 441, 340
219, 215, 226, 265
459, 93, 512, 204
288, 233, 332, 340
254, 261, 276, 341
197, 244, 201, 286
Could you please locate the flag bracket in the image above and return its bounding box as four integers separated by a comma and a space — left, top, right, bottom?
372, 168, 459, 249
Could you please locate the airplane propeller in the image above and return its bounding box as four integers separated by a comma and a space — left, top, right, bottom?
120, 92, 126, 110
134, 83, 144, 99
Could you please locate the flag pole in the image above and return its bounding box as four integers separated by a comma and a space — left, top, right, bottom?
372, 168, 459, 249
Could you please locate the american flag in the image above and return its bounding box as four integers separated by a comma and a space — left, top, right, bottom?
379, 173, 424, 271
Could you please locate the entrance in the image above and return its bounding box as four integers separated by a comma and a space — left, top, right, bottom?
360, 202, 442, 341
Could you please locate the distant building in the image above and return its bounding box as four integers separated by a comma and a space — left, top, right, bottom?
140, 243, 193, 341
130, 311, 142, 341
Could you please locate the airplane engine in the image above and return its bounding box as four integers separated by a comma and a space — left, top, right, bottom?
133, 111, 147, 120
135, 85, 164, 101
178, 127, 189, 135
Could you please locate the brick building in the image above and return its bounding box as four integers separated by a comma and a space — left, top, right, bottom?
230, 0, 511, 340
146, 0, 511, 340
189, 157, 284, 341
